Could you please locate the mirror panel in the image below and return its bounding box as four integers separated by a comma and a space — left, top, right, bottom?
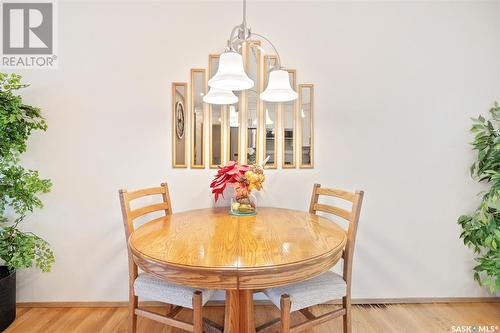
263, 55, 279, 168
172, 82, 188, 168
282, 70, 297, 168
299, 84, 314, 168
227, 102, 240, 162
244, 41, 261, 165
191, 69, 206, 168
264, 104, 278, 168
208, 55, 223, 168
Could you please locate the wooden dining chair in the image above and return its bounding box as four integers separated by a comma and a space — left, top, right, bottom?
119, 182, 215, 333
261, 184, 364, 333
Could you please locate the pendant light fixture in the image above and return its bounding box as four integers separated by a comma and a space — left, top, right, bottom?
206, 0, 297, 103
261, 69, 298, 102
203, 88, 238, 105
208, 52, 253, 91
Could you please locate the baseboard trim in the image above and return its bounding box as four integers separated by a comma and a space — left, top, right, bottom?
16, 297, 499, 308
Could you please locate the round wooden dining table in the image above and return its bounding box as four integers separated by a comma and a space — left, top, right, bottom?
129, 207, 347, 333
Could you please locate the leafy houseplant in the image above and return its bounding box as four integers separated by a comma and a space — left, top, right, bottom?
0, 73, 54, 330
458, 102, 500, 294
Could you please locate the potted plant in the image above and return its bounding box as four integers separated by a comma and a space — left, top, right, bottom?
458, 102, 500, 294
0, 73, 54, 331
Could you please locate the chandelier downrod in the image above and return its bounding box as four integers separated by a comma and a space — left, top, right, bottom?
243, 0, 246, 28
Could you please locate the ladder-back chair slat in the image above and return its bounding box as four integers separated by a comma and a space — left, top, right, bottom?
126, 186, 167, 201
315, 187, 356, 202
129, 202, 170, 221
313, 203, 352, 221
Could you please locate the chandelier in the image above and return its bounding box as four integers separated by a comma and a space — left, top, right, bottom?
203, 0, 298, 105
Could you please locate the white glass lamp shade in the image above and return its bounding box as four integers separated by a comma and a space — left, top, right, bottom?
260, 69, 298, 102
203, 88, 238, 105
208, 52, 254, 91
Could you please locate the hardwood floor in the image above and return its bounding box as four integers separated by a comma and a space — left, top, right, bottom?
5, 303, 499, 333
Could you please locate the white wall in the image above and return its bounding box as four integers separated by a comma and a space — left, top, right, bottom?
12, 0, 500, 302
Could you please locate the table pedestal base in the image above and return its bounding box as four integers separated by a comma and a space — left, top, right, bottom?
224, 290, 256, 333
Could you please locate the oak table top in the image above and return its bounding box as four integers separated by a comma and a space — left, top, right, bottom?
129, 207, 347, 333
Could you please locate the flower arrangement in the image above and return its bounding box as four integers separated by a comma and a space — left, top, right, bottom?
210, 159, 266, 215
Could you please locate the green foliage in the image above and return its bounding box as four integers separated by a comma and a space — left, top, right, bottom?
0, 73, 47, 157
458, 102, 500, 293
0, 73, 54, 272
0, 224, 54, 272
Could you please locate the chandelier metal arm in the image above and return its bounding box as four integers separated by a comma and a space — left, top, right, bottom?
250, 32, 282, 70
227, 26, 239, 51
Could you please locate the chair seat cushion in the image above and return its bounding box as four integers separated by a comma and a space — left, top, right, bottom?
264, 271, 347, 312
134, 273, 215, 309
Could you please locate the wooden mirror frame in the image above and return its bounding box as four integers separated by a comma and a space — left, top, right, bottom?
243, 40, 262, 165
190, 69, 206, 169
281, 69, 297, 169
298, 84, 314, 168
208, 55, 224, 169
172, 82, 188, 168
263, 55, 279, 169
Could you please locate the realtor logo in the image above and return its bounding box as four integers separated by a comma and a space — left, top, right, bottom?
1, 0, 57, 68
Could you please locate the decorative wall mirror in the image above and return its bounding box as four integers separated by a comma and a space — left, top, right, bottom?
263, 55, 279, 169
299, 84, 314, 168
174, 35, 315, 169
191, 69, 206, 168
282, 70, 297, 168
244, 41, 261, 165
172, 82, 188, 168
208, 55, 223, 168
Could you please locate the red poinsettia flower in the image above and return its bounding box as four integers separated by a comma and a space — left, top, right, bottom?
210, 161, 251, 201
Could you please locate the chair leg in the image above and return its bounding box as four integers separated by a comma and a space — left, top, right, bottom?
342, 296, 351, 333
280, 294, 291, 333
129, 294, 138, 333
192, 291, 203, 333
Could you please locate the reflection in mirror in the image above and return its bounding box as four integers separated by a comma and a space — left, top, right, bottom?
282, 70, 297, 168
209, 55, 223, 168
210, 108, 222, 167
265, 104, 278, 168
191, 69, 206, 168
263, 55, 278, 168
245, 41, 261, 164
227, 103, 240, 162
299, 84, 314, 168
172, 82, 188, 168
247, 106, 258, 164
